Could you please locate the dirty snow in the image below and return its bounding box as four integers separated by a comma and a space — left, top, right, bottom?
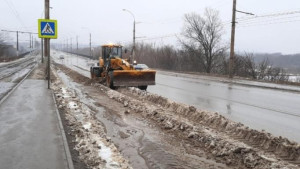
68, 101, 78, 109
83, 122, 91, 130
51, 68, 132, 169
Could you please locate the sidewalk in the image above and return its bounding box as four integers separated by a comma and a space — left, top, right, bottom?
0, 79, 73, 169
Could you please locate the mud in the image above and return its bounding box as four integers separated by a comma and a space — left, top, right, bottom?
52, 62, 300, 169
51, 68, 132, 169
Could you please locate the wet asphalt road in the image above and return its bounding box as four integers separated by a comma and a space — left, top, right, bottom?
148, 71, 300, 143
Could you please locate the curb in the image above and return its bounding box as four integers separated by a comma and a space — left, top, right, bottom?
52, 92, 75, 169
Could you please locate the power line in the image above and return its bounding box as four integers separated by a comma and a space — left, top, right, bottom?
137, 34, 180, 41
237, 19, 300, 28
237, 15, 300, 26
3, 0, 28, 31
1, 26, 37, 31
121, 9, 300, 46
236, 10, 300, 22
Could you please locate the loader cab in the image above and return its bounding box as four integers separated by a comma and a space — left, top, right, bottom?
102, 44, 123, 65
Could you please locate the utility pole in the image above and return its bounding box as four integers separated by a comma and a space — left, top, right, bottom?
76, 36, 78, 56
32, 35, 34, 49
229, 0, 254, 78
1, 30, 20, 57
229, 0, 237, 78
133, 20, 136, 63
29, 33, 32, 49
16, 31, 19, 56
1, 30, 40, 56
17, 31, 37, 51
30, 34, 32, 49
45, 0, 50, 89
76, 36, 78, 65
89, 33, 92, 58
31, 35, 34, 49
71, 38, 72, 54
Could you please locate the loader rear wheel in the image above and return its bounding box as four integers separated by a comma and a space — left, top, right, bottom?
138, 86, 148, 90
90, 67, 102, 79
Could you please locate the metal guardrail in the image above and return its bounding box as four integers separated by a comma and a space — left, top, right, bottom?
62, 51, 96, 60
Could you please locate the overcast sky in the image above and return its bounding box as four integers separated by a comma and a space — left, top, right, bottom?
1, 0, 300, 54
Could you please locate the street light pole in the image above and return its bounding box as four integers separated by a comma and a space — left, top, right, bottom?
123, 9, 136, 63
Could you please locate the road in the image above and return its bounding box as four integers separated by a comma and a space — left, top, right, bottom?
52, 50, 300, 143
148, 71, 300, 142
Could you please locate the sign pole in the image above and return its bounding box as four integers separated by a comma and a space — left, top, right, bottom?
45, 0, 50, 89
41, 38, 44, 63
39, 2, 57, 90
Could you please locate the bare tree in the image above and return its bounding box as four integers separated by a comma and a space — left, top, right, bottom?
257, 58, 270, 80
235, 53, 257, 79
244, 54, 257, 79
181, 8, 227, 73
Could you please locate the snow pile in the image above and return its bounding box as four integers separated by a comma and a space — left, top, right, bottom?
125, 87, 300, 164
98, 86, 300, 169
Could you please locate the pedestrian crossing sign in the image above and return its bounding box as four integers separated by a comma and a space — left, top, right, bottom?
38, 19, 57, 39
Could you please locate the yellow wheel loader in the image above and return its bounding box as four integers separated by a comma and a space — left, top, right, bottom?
90, 44, 156, 90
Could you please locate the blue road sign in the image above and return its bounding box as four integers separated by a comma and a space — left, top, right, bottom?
38, 19, 57, 39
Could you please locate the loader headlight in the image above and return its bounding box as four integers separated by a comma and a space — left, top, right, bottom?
133, 60, 137, 65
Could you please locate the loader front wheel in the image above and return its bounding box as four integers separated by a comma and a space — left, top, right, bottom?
138, 86, 148, 90
107, 71, 116, 89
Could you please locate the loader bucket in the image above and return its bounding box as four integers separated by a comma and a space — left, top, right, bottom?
112, 70, 156, 87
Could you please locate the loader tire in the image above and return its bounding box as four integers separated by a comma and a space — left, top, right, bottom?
107, 71, 116, 89
90, 67, 102, 79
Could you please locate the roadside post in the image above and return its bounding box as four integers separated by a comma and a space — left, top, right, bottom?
38, 19, 57, 89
